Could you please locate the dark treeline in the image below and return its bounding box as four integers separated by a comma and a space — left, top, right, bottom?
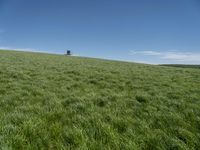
161, 64, 200, 69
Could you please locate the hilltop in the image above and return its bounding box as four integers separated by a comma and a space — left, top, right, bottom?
0, 50, 200, 149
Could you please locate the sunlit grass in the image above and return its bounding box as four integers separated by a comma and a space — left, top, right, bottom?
0, 50, 200, 149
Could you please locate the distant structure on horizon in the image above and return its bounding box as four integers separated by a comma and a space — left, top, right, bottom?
65, 50, 71, 56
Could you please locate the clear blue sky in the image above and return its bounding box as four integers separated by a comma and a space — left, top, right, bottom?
0, 0, 200, 64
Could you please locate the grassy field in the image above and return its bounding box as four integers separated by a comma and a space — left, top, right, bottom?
0, 50, 200, 150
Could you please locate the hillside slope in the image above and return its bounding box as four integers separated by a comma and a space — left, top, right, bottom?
0, 50, 200, 149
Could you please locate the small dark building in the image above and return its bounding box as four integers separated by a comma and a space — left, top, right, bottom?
66, 50, 71, 56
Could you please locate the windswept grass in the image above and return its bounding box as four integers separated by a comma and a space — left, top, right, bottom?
0, 50, 200, 149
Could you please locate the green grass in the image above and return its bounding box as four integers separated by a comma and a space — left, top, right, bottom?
0, 50, 200, 150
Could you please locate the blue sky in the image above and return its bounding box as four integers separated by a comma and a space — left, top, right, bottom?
0, 0, 200, 64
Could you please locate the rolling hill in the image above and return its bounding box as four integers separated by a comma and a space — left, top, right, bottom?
0, 50, 200, 149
